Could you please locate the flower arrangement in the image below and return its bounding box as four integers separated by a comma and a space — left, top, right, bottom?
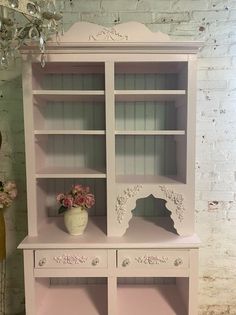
57, 184, 95, 214
0, 181, 17, 209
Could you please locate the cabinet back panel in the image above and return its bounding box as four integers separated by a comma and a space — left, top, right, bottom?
116, 136, 177, 176
40, 73, 105, 90
115, 73, 178, 90
37, 179, 106, 217
133, 196, 170, 217
35, 135, 106, 170
116, 101, 177, 130
35, 102, 105, 130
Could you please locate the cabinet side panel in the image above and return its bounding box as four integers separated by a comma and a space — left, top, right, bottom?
22, 60, 37, 235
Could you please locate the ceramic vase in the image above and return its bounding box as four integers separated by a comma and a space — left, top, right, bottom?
64, 206, 88, 235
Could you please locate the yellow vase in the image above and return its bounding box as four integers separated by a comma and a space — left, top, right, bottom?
0, 209, 6, 261
64, 206, 88, 236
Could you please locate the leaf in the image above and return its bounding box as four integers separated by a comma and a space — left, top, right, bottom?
58, 205, 67, 214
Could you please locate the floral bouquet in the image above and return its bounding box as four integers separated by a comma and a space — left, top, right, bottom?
56, 184, 95, 214
0, 181, 17, 209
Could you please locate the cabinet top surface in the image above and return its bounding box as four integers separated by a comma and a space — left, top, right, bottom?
18, 217, 200, 250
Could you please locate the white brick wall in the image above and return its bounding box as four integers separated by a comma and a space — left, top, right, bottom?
1, 0, 236, 314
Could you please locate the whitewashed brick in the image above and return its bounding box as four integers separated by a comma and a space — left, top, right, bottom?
154, 11, 190, 23
201, 191, 234, 201
118, 11, 154, 23
171, 0, 209, 11
101, 0, 137, 11
192, 9, 229, 22
81, 12, 119, 25
198, 80, 227, 90
198, 57, 231, 69
137, 0, 172, 11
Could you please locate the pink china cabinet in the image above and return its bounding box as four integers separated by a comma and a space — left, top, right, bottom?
19, 22, 202, 315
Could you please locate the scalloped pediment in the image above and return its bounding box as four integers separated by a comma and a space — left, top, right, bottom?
60, 21, 170, 43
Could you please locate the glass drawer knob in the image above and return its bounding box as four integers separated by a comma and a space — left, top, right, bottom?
38, 258, 46, 267
174, 258, 183, 267
92, 257, 100, 266
122, 258, 130, 267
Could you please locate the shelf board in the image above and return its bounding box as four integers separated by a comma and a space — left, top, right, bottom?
115, 90, 186, 102
19, 216, 200, 249
115, 130, 185, 136
36, 167, 106, 178
116, 175, 185, 184
35, 130, 106, 135
38, 284, 107, 315
118, 284, 187, 315
33, 90, 105, 102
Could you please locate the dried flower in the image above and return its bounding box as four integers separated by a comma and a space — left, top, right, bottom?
0, 180, 17, 209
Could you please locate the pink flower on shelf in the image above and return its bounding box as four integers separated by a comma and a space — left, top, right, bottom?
85, 194, 95, 209
74, 196, 85, 207
62, 196, 73, 209
56, 184, 95, 214
0, 180, 17, 209
56, 193, 65, 203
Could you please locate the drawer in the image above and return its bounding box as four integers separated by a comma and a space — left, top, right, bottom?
117, 249, 189, 269
35, 249, 107, 269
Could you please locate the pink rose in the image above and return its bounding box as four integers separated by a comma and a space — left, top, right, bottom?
0, 192, 12, 208
8, 189, 17, 199
56, 193, 65, 203
4, 181, 16, 192
73, 185, 84, 194
74, 196, 85, 207
62, 196, 73, 208
85, 194, 95, 209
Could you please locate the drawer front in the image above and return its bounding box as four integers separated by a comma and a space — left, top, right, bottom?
35, 249, 107, 269
117, 249, 189, 269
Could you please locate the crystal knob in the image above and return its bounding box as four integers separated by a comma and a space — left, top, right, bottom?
174, 258, 183, 267
92, 257, 100, 266
38, 258, 46, 267
122, 258, 130, 267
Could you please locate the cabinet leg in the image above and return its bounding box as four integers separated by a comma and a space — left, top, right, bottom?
108, 276, 117, 315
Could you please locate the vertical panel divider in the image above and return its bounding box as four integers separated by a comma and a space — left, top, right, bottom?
105, 61, 116, 236
22, 60, 38, 236
108, 250, 117, 315
23, 250, 36, 314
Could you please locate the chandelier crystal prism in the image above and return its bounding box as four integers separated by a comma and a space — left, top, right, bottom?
0, 0, 64, 68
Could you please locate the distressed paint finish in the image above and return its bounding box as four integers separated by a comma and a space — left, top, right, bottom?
0, 1, 236, 315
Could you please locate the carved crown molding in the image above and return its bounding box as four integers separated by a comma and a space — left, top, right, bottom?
89, 27, 128, 42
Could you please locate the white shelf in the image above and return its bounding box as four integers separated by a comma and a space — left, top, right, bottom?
37, 284, 107, 315
118, 284, 187, 315
35, 130, 105, 135
18, 216, 200, 249
115, 130, 185, 136
115, 90, 186, 102
116, 175, 185, 184
33, 90, 105, 102
36, 167, 106, 178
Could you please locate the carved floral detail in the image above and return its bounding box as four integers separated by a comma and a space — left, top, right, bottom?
53, 254, 88, 265
135, 255, 168, 265
116, 185, 143, 223
89, 27, 128, 41
159, 185, 185, 222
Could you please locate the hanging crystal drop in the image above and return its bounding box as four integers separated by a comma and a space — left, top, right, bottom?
27, 3, 38, 15
40, 53, 45, 68
0, 54, 8, 68
8, 0, 19, 8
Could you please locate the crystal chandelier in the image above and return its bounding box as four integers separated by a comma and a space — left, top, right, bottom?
0, 0, 63, 68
